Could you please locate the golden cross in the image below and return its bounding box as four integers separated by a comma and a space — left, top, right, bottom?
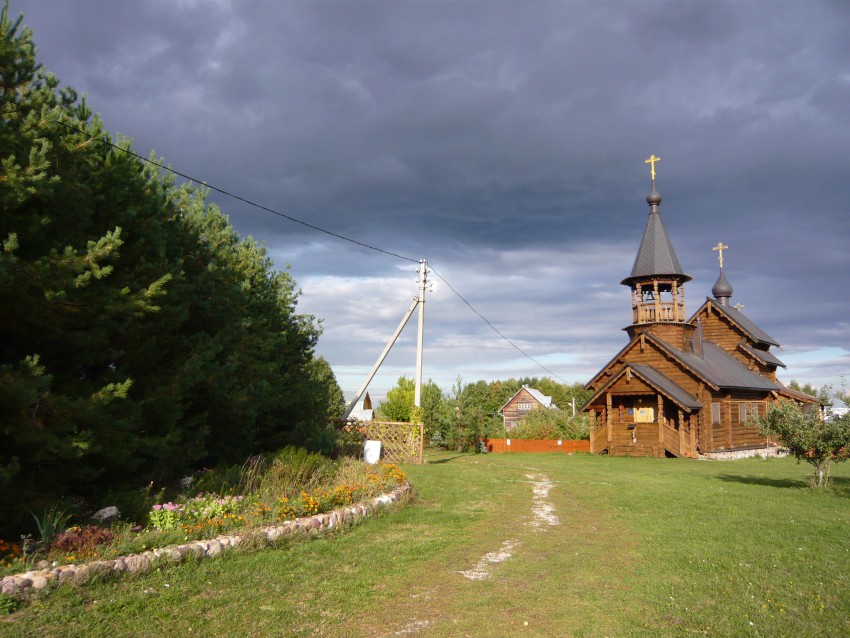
645, 154, 661, 181
712, 242, 729, 268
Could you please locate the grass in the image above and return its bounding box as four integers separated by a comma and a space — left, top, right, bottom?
2, 452, 849, 637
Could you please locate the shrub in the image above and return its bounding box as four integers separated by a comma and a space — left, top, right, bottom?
48, 526, 116, 561
509, 409, 590, 440
98, 483, 164, 526
0, 593, 21, 615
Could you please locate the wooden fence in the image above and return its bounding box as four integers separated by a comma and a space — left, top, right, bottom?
362, 421, 425, 465
484, 438, 590, 454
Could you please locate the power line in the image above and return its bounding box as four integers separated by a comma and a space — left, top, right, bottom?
47, 114, 419, 264
429, 265, 569, 383
16, 101, 568, 382
57, 114, 568, 382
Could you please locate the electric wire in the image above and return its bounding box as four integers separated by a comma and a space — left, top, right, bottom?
57, 112, 568, 382
5, 101, 570, 382
429, 265, 569, 383
47, 115, 419, 264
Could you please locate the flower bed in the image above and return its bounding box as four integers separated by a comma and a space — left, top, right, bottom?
0, 481, 411, 598
0, 458, 410, 597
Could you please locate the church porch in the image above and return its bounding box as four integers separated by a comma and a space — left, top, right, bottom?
589, 392, 697, 458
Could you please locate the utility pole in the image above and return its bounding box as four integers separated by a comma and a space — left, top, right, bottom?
341, 259, 428, 421
414, 259, 427, 408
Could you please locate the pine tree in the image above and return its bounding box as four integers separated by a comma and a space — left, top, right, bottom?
0, 4, 329, 534
0, 3, 171, 527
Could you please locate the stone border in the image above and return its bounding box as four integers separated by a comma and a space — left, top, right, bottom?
701, 446, 787, 460
0, 483, 411, 598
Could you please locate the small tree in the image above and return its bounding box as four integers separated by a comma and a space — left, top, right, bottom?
376, 376, 416, 422
756, 399, 850, 487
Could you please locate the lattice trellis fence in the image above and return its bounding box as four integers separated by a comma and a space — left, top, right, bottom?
363, 421, 424, 465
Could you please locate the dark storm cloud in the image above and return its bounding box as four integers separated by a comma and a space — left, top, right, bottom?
12, 0, 850, 391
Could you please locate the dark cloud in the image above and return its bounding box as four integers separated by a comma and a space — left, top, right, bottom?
13, 0, 849, 391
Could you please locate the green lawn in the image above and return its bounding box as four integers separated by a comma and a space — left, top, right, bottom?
2, 453, 849, 637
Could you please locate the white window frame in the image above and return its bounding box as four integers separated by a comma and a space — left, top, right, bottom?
737, 401, 765, 425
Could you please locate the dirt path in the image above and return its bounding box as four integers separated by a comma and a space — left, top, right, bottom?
335, 459, 639, 638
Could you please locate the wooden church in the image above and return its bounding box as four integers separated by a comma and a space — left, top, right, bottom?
581, 157, 816, 458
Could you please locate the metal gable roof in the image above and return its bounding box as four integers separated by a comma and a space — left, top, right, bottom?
628, 364, 703, 410
580, 363, 702, 413
695, 298, 780, 347
650, 336, 780, 392
738, 341, 786, 368
776, 381, 819, 403
524, 386, 554, 407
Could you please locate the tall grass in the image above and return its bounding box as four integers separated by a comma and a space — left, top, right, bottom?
192, 446, 336, 501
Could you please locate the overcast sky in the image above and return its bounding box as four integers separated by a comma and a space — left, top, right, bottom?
13, 0, 850, 395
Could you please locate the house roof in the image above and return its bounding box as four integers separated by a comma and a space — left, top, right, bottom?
776, 381, 819, 404
693, 298, 780, 347
343, 390, 374, 421
629, 365, 703, 410
621, 185, 691, 286
499, 385, 555, 413
584, 330, 782, 403
581, 364, 702, 413
525, 386, 554, 407
650, 336, 781, 392
738, 341, 785, 368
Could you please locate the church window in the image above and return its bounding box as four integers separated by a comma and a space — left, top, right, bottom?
712, 402, 721, 424
737, 402, 765, 424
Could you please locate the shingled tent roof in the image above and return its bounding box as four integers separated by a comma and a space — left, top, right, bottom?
621, 185, 692, 286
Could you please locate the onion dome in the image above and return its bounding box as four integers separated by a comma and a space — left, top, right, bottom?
712, 268, 733, 305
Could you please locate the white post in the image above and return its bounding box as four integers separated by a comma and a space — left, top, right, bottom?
414, 259, 427, 408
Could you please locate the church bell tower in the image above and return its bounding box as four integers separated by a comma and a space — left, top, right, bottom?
621, 156, 694, 349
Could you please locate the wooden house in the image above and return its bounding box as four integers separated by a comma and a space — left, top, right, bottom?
581, 171, 817, 458
499, 385, 557, 431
